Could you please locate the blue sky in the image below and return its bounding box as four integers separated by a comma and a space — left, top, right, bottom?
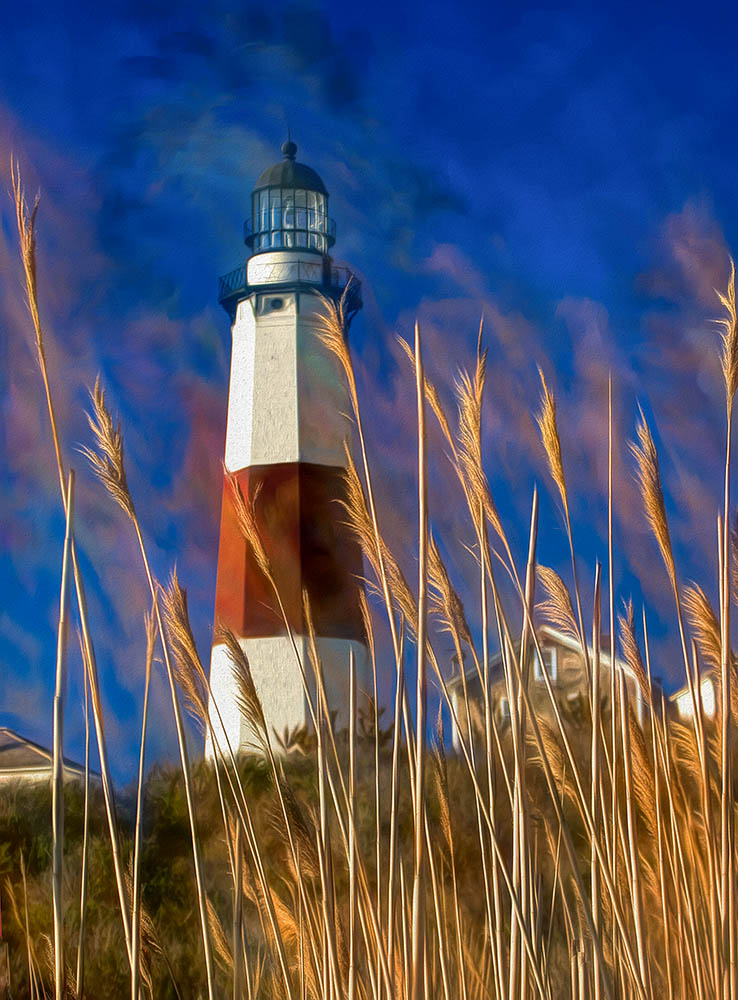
2, 0, 738, 778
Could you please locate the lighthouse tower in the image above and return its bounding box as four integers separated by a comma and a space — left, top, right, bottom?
208, 141, 367, 754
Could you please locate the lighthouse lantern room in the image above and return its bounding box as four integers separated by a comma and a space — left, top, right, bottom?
208, 142, 367, 755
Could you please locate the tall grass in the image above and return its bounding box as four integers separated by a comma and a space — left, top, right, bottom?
6, 166, 738, 1000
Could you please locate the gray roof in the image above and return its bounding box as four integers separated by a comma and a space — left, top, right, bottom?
447, 624, 632, 690
0, 727, 86, 776
254, 142, 328, 195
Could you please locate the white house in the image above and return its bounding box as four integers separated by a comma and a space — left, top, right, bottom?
670, 673, 717, 722
447, 623, 651, 750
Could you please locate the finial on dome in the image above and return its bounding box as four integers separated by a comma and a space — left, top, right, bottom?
281, 139, 297, 160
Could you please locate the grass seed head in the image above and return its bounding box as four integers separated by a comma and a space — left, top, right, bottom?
205, 897, 232, 970
81, 376, 136, 519
537, 565, 579, 642
536, 368, 569, 518
314, 280, 360, 407
683, 583, 721, 673
227, 472, 271, 578
455, 349, 504, 540
428, 532, 472, 645
630, 407, 676, 589
11, 159, 43, 352
617, 599, 651, 704
216, 623, 268, 752
161, 569, 208, 731
715, 257, 738, 407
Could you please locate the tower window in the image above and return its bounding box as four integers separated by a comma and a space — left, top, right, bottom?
249, 186, 333, 255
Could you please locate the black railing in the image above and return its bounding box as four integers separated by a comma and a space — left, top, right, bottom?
218, 260, 361, 320
218, 264, 247, 298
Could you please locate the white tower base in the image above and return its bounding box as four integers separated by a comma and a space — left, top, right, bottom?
206, 636, 370, 758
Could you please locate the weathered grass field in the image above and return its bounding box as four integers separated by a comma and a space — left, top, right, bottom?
4, 161, 738, 1000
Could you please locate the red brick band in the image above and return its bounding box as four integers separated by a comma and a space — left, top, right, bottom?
213, 462, 365, 640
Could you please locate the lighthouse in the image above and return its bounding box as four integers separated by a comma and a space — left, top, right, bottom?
207, 141, 367, 754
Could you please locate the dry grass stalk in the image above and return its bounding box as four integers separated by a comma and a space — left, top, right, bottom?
348, 650, 357, 1000
614, 613, 651, 999
302, 598, 343, 1000
424, 569, 487, 1000
5, 860, 42, 1000
590, 564, 603, 1000
397, 335, 456, 462
77, 602, 133, 965
52, 470, 74, 1000
75, 630, 91, 999
607, 377, 622, 946
131, 606, 156, 1000
714, 260, 737, 1000
358, 588, 383, 932
410, 320, 429, 1000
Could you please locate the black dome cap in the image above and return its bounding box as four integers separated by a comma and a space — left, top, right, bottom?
254, 141, 329, 196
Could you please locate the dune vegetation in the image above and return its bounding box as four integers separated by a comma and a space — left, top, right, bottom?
4, 160, 738, 1000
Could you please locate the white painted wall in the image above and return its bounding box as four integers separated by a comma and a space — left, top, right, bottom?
206, 635, 370, 758
296, 295, 352, 466
247, 250, 324, 288
675, 675, 716, 720
224, 290, 350, 472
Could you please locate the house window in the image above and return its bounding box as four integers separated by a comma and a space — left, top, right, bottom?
534, 645, 558, 683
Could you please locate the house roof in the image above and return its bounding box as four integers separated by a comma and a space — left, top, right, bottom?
447, 623, 633, 690
0, 727, 87, 778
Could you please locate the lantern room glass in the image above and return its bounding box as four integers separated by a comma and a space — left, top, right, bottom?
251, 187, 329, 253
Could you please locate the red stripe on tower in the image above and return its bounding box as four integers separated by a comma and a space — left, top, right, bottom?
213, 462, 364, 639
